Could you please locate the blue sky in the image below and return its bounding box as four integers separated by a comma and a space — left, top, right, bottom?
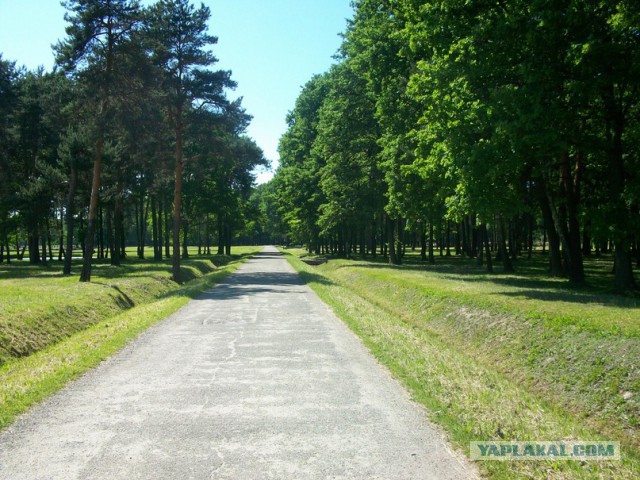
0, 0, 354, 183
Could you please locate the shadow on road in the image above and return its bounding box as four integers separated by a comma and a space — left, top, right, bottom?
187, 255, 337, 302
195, 271, 307, 301
251, 250, 284, 259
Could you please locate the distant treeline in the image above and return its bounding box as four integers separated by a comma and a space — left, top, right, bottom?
263, 0, 640, 291
0, 0, 267, 283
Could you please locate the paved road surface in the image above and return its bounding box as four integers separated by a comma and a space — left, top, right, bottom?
0, 247, 478, 479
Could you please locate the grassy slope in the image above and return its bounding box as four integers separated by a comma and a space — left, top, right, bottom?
0, 246, 260, 429
284, 249, 639, 480
0, 247, 256, 363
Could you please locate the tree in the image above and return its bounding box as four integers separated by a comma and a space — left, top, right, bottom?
276, 74, 331, 252
58, 126, 92, 274
56, 0, 142, 282
0, 56, 20, 262
146, 0, 235, 282
314, 63, 383, 257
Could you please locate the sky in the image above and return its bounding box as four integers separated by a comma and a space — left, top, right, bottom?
0, 0, 354, 183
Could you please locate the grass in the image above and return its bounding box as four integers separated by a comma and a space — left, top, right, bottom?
283, 248, 640, 479
0, 246, 255, 364
0, 246, 261, 429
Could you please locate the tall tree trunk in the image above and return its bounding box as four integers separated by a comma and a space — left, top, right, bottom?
4, 234, 10, 263
205, 219, 210, 255
386, 214, 399, 265
27, 216, 40, 264
397, 217, 405, 260
135, 200, 141, 258
469, 215, 477, 257
160, 197, 167, 258
80, 129, 104, 282
41, 223, 47, 262
225, 223, 231, 256
538, 188, 564, 277
455, 222, 462, 255
461, 219, 468, 257
138, 194, 148, 259
151, 196, 160, 261
217, 216, 224, 255
613, 241, 637, 291
606, 93, 637, 291
78, 212, 85, 257
344, 227, 351, 259
477, 224, 484, 267
172, 116, 184, 283
111, 178, 123, 266
482, 224, 493, 273
182, 219, 189, 259
498, 216, 514, 273
380, 213, 386, 257
527, 214, 534, 259
420, 224, 427, 262
428, 221, 435, 265
106, 206, 113, 260
370, 220, 377, 257
164, 202, 171, 258
58, 207, 65, 261
47, 230, 53, 261
582, 220, 591, 256
563, 151, 585, 284
63, 168, 77, 275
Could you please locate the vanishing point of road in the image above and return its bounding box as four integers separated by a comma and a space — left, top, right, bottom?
0, 246, 478, 479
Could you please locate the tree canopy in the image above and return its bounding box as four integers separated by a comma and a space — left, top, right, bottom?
269, 0, 640, 291
0, 0, 266, 282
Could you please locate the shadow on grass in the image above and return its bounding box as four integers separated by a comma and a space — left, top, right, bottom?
297, 270, 335, 287
322, 252, 640, 307
109, 286, 136, 309
344, 255, 491, 275
497, 288, 640, 308
0, 262, 67, 280
0, 253, 256, 281
93, 282, 136, 308
437, 273, 570, 290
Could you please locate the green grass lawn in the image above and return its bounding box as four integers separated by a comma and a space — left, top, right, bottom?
0, 246, 261, 429
284, 248, 639, 479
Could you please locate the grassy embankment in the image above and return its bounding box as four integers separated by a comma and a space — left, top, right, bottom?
0, 246, 260, 429
284, 248, 639, 479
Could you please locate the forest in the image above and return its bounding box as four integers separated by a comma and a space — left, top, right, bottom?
265, 0, 640, 291
0, 0, 266, 283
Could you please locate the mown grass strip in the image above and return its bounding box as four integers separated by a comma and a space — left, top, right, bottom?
0, 248, 259, 430
283, 250, 639, 480
0, 248, 257, 364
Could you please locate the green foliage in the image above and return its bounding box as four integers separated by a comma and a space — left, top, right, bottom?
315, 63, 383, 234
273, 0, 640, 289
0, 1, 264, 284
275, 74, 331, 247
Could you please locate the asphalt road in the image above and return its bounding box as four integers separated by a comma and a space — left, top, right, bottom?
0, 246, 478, 479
